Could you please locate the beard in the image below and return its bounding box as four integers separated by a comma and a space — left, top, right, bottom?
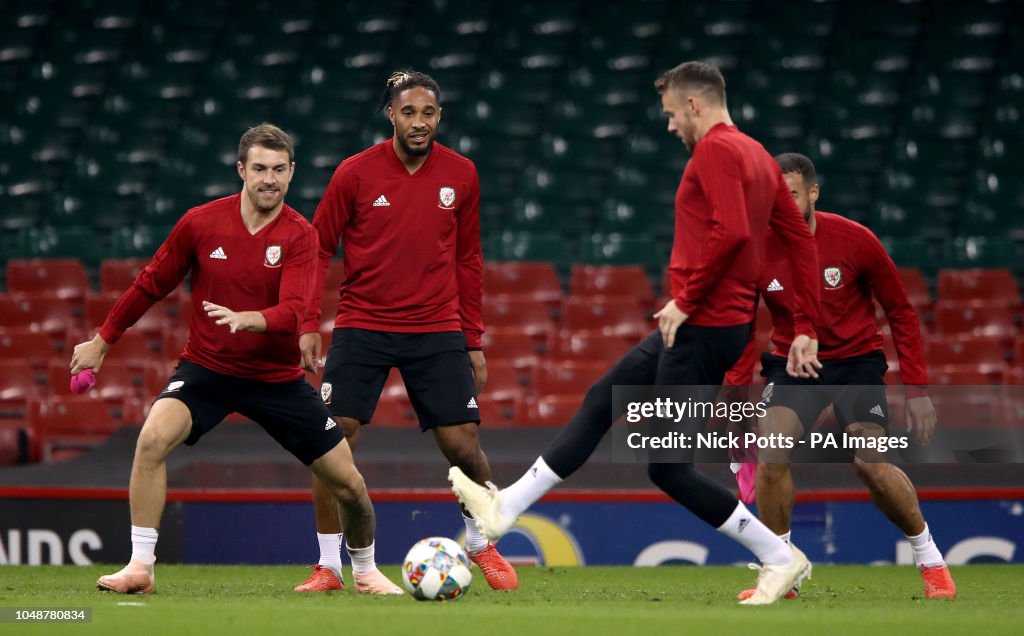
249, 186, 285, 213
397, 133, 433, 157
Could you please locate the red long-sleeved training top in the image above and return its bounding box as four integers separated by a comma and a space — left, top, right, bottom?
670, 123, 820, 336
301, 140, 484, 348
726, 211, 928, 393
100, 194, 316, 382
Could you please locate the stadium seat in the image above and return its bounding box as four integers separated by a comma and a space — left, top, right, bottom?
533, 360, 607, 398
370, 399, 417, 428
0, 328, 58, 369
0, 359, 36, 419
483, 296, 556, 340
0, 292, 76, 336
90, 331, 158, 369
491, 231, 569, 264
570, 265, 655, 305
929, 367, 997, 386
481, 328, 542, 370
899, 268, 932, 310
933, 301, 1017, 340
550, 331, 634, 364
380, 368, 409, 404
561, 296, 652, 337
925, 335, 1008, 380
521, 394, 580, 426
6, 258, 89, 302
483, 261, 562, 307
578, 233, 665, 268
477, 396, 518, 427
99, 258, 151, 294
29, 395, 121, 462
486, 361, 527, 405
937, 268, 1021, 305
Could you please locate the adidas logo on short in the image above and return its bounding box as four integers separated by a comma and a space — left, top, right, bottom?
869, 405, 885, 418
466, 397, 478, 409
767, 278, 784, 292
209, 246, 227, 260
372, 195, 391, 207
325, 418, 337, 430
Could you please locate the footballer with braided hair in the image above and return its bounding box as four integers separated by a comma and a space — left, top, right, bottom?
293, 69, 518, 593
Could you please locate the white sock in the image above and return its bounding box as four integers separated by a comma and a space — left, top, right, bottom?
346, 541, 377, 576
716, 503, 792, 566
317, 532, 343, 577
908, 524, 945, 567
130, 525, 158, 566
779, 531, 792, 545
499, 456, 563, 520
463, 514, 489, 554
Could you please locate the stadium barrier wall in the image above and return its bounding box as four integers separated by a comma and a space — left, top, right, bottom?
1, 487, 1021, 566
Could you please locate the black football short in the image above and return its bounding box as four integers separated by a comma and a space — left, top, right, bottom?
156, 361, 344, 465
321, 328, 480, 430
760, 350, 890, 432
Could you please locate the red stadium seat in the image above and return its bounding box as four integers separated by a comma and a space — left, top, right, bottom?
0, 292, 76, 337
483, 295, 556, 340
371, 399, 416, 428
521, 395, 580, 426
561, 296, 652, 337
0, 359, 37, 418
144, 360, 176, 397
486, 361, 526, 403
100, 258, 147, 293
85, 292, 169, 334
570, 265, 654, 305
937, 268, 1020, 305
7, 259, 89, 303
481, 328, 541, 370
933, 301, 1017, 340
0, 421, 25, 465
533, 361, 607, 398
898, 268, 932, 310
1016, 334, 1024, 365
1003, 366, 1024, 385
0, 328, 59, 369
162, 328, 189, 362
381, 368, 408, 402
29, 395, 120, 461
89, 331, 159, 369
551, 331, 634, 364
924, 334, 1007, 377
477, 396, 517, 427
483, 262, 562, 307
929, 366, 996, 385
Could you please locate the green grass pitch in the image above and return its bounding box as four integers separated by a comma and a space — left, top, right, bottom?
2, 565, 1022, 635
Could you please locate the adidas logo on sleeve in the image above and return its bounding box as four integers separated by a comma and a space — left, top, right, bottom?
372, 195, 391, 207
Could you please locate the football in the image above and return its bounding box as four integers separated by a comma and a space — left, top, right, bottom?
401, 537, 473, 601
